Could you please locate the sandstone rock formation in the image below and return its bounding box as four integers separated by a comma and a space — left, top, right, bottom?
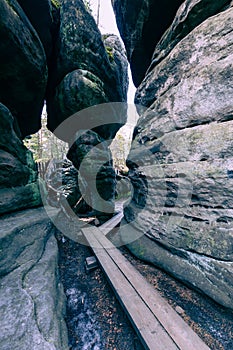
0, 1, 128, 349
46, 0, 128, 217
0, 0, 48, 138
0, 207, 69, 350
67, 129, 116, 220
47, 0, 128, 138
0, 104, 42, 215
112, 0, 184, 86
0, 0, 128, 215
16, 0, 55, 61
114, 0, 233, 309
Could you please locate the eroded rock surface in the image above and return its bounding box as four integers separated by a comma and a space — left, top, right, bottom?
0, 207, 68, 350
112, 0, 184, 86
67, 129, 116, 220
16, 0, 54, 60
47, 0, 128, 137
118, 3, 233, 309
0, 0, 128, 217
0, 0, 48, 138
112, 0, 232, 87
0, 104, 42, 214
0, 1, 128, 349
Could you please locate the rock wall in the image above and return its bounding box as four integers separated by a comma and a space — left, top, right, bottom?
113, 0, 233, 309
47, 0, 128, 139
0, 104, 42, 214
0, 0, 128, 215
0, 0, 48, 138
45, 0, 128, 217
112, 0, 184, 86
0, 1, 128, 349
0, 207, 69, 350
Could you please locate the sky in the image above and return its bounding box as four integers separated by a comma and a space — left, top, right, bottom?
89, 0, 136, 103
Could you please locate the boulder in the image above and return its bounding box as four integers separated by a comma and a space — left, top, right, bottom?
67, 130, 116, 220
0, 0, 48, 137
0, 207, 69, 350
45, 159, 90, 213
47, 0, 128, 137
103, 34, 129, 101
111, 0, 184, 86
149, 0, 232, 71
122, 7, 233, 309
17, 0, 54, 60
0, 0, 128, 221
49, 69, 109, 134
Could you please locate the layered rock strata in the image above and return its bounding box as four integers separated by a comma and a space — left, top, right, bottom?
0, 104, 42, 215
114, 0, 233, 309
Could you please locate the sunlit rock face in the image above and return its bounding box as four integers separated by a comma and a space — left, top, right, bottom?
113, 0, 233, 309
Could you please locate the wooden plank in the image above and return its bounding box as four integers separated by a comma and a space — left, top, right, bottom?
94, 228, 210, 350
83, 226, 210, 350
82, 227, 179, 350
99, 211, 124, 235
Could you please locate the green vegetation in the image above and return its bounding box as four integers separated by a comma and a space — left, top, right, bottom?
105, 46, 114, 62
83, 0, 92, 13
51, 0, 61, 9
102, 34, 111, 40
23, 107, 68, 163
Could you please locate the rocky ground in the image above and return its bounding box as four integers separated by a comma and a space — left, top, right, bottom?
57, 232, 233, 350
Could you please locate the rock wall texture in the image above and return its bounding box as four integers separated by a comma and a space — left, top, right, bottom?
0, 104, 42, 215
47, 0, 128, 139
113, 0, 233, 309
0, 1, 128, 349
0, 0, 128, 215
0, 207, 69, 350
112, 0, 184, 86
0, 0, 48, 138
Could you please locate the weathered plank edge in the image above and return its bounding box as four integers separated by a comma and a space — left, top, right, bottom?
82, 226, 179, 350
93, 228, 210, 350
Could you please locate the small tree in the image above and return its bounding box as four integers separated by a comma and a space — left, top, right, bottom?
24, 107, 68, 163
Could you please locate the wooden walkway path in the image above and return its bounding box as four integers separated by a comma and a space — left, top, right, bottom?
82, 216, 210, 350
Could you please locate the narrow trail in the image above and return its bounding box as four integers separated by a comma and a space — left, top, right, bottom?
57, 208, 233, 350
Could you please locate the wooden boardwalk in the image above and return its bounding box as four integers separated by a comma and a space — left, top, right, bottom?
82, 218, 210, 350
